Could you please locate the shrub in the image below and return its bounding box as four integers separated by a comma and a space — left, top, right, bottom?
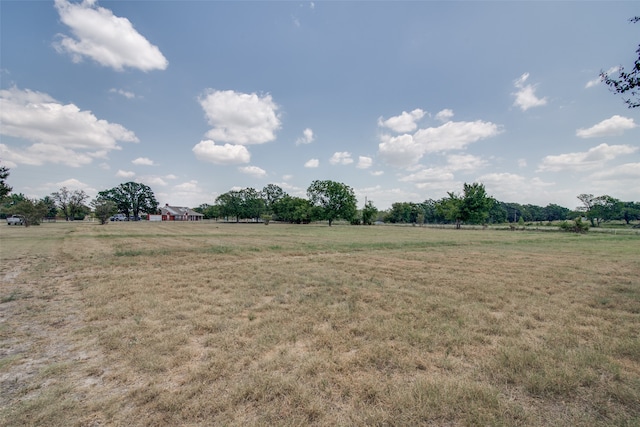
559, 217, 589, 233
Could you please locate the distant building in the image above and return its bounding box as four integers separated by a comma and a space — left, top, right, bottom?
160, 204, 204, 221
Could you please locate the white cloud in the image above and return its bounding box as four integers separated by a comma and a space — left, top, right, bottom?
132, 157, 154, 166
446, 153, 487, 172
199, 89, 281, 145
116, 169, 136, 178
576, 115, 637, 138
538, 143, 638, 172
53, 0, 168, 72
414, 120, 501, 153
477, 172, 555, 205
512, 73, 547, 111
192, 140, 250, 165
239, 165, 267, 178
110, 88, 135, 99
399, 167, 455, 183
518, 158, 527, 168
296, 128, 315, 145
357, 156, 373, 169
370, 170, 384, 176
378, 109, 426, 133
282, 174, 293, 181
377, 119, 501, 168
304, 158, 319, 168
590, 163, 640, 181
0, 86, 138, 167
435, 109, 454, 122
139, 176, 168, 187
330, 151, 354, 165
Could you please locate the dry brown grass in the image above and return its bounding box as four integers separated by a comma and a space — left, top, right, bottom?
1, 221, 639, 426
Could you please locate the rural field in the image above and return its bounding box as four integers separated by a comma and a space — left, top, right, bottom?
0, 221, 638, 426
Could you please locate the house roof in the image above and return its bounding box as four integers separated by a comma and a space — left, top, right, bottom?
160, 205, 203, 217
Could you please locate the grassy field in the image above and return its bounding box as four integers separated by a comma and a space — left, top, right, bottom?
0, 221, 639, 426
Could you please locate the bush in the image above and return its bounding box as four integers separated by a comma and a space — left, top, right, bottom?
559, 217, 589, 233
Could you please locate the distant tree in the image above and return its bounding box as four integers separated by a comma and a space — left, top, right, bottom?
10, 198, 48, 227
0, 164, 12, 200
272, 195, 312, 223
240, 187, 265, 221
216, 190, 243, 222
621, 201, 640, 224
459, 182, 494, 225
261, 184, 286, 215
601, 17, 640, 108
577, 194, 597, 226
52, 187, 89, 220
91, 198, 117, 225
361, 200, 378, 225
40, 196, 58, 220
194, 203, 220, 220
307, 180, 357, 226
437, 192, 463, 229
98, 182, 158, 219
544, 203, 571, 222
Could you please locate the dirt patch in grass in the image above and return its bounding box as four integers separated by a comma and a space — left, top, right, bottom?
1, 222, 639, 426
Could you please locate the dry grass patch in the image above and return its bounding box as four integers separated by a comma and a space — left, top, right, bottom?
0, 222, 638, 426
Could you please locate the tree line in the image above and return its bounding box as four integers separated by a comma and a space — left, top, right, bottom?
1, 164, 639, 228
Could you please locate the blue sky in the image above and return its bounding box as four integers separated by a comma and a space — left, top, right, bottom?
1, 0, 639, 210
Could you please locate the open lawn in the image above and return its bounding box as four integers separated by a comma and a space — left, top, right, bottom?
0, 221, 639, 426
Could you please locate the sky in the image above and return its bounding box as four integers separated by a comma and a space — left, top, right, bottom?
1, 0, 639, 211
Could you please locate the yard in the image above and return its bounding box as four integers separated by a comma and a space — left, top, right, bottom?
1, 222, 638, 426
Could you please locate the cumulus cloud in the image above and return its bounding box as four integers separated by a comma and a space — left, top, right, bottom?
116, 169, 136, 178
357, 156, 373, 169
538, 143, 638, 172
304, 158, 319, 168
378, 119, 501, 168
53, 0, 168, 72
590, 162, 640, 180
132, 157, 154, 166
0, 86, 138, 167
576, 115, 637, 138
192, 140, 250, 165
296, 128, 315, 145
199, 89, 281, 145
476, 173, 554, 205
512, 73, 547, 111
239, 165, 267, 178
399, 167, 455, 183
446, 153, 487, 171
435, 109, 454, 122
378, 109, 426, 133
330, 151, 354, 165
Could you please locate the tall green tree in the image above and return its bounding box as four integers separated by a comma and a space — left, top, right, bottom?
361, 200, 378, 225
98, 182, 158, 219
216, 190, 243, 222
437, 192, 463, 229
240, 187, 265, 221
0, 165, 12, 200
261, 184, 286, 215
10, 198, 48, 227
51, 187, 89, 220
272, 195, 312, 223
307, 180, 357, 226
91, 199, 118, 225
459, 182, 494, 225
601, 17, 640, 108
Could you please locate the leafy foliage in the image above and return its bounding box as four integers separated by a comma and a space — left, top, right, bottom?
51, 187, 89, 220
601, 17, 640, 108
91, 199, 118, 225
98, 182, 158, 219
0, 165, 12, 200
306, 180, 357, 226
9, 198, 49, 227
